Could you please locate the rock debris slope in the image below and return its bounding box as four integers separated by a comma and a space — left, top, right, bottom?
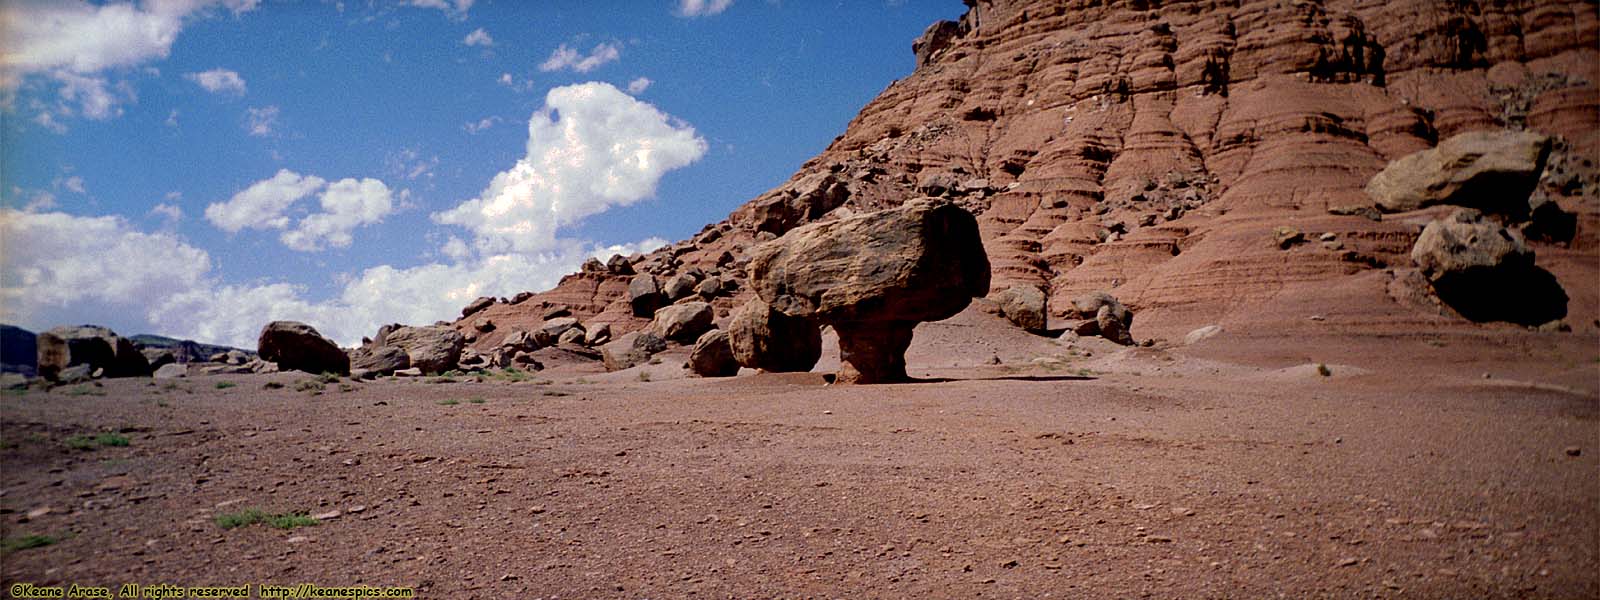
455, 0, 1598, 349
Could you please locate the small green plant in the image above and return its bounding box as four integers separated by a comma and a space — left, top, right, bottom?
317, 372, 341, 384
636, 372, 652, 382
1316, 363, 1332, 377
64, 433, 130, 451
65, 385, 105, 397
214, 509, 320, 530
294, 379, 326, 394
215, 381, 237, 390
436, 399, 459, 406
1, 534, 57, 552
262, 381, 285, 390
467, 397, 486, 404
2, 387, 28, 397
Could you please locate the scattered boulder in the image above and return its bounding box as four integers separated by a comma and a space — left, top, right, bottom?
56, 364, 94, 383
991, 285, 1048, 331
474, 319, 496, 333
461, 296, 496, 319
542, 306, 572, 320
1068, 292, 1136, 345
499, 330, 541, 353
664, 273, 698, 301
728, 299, 822, 373
352, 345, 409, 376
540, 317, 582, 340
583, 324, 612, 347
695, 276, 723, 299
581, 257, 606, 272
606, 254, 635, 275
1273, 226, 1305, 250
648, 302, 715, 344
600, 331, 667, 371
225, 349, 248, 365
557, 327, 586, 346
510, 291, 535, 304
628, 274, 666, 317
1366, 130, 1551, 217
687, 330, 739, 377
37, 325, 151, 381
382, 326, 464, 374
153, 363, 188, 379
747, 198, 990, 383
1184, 325, 1222, 345
257, 321, 349, 375
1410, 208, 1567, 324
141, 348, 177, 371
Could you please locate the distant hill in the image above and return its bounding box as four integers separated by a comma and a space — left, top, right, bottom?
129, 334, 254, 363
2, 324, 37, 376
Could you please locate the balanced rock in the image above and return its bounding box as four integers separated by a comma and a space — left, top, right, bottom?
257, 321, 349, 375
600, 331, 667, 371
382, 325, 464, 374
1366, 130, 1551, 217
648, 302, 714, 344
991, 285, 1048, 331
1411, 208, 1566, 324
628, 274, 665, 317
747, 198, 989, 383
728, 299, 821, 373
37, 325, 151, 381
687, 330, 739, 377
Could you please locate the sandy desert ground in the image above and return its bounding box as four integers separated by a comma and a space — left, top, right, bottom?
2, 309, 1595, 599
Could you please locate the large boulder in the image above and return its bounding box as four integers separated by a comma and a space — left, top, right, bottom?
687, 329, 739, 377
1410, 208, 1566, 324
648, 301, 715, 344
1366, 130, 1551, 217
747, 198, 989, 383
381, 325, 464, 374
600, 331, 667, 371
728, 299, 822, 373
663, 273, 699, 301
352, 344, 409, 376
257, 321, 349, 375
991, 285, 1048, 331
628, 274, 665, 317
539, 317, 583, 340
37, 325, 151, 381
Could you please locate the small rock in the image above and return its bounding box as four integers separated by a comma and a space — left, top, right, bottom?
1336, 557, 1359, 567
286, 536, 310, 544
312, 510, 341, 520
1565, 446, 1581, 457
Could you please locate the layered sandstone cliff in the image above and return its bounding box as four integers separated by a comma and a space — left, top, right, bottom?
455, 0, 1599, 348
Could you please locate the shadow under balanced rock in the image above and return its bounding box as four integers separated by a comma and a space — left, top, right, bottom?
747, 198, 990, 384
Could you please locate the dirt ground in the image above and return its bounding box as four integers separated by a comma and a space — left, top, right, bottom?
2, 314, 1596, 598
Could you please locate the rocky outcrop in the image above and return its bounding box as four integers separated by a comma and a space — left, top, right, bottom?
1366, 130, 1552, 217
748, 199, 990, 383
600, 331, 667, 371
1411, 208, 1566, 325
461, 296, 496, 319
257, 321, 348, 376
37, 325, 152, 381
687, 329, 739, 377
628, 274, 665, 318
382, 326, 465, 374
728, 299, 822, 373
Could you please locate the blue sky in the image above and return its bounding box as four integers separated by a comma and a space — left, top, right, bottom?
0, 0, 964, 347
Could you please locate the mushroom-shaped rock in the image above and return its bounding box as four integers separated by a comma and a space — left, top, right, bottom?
747, 198, 990, 383
257, 321, 349, 375
37, 325, 151, 381
600, 331, 667, 371
628, 274, 665, 317
687, 330, 739, 377
382, 325, 464, 374
648, 301, 714, 344
1411, 208, 1566, 324
1366, 130, 1551, 217
728, 299, 822, 373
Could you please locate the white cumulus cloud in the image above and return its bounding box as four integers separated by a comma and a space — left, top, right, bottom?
185, 68, 246, 95
538, 42, 621, 73
244, 105, 278, 136
280, 178, 394, 252
434, 81, 707, 254
204, 169, 326, 232
462, 28, 493, 47
677, 0, 732, 17
407, 0, 473, 20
